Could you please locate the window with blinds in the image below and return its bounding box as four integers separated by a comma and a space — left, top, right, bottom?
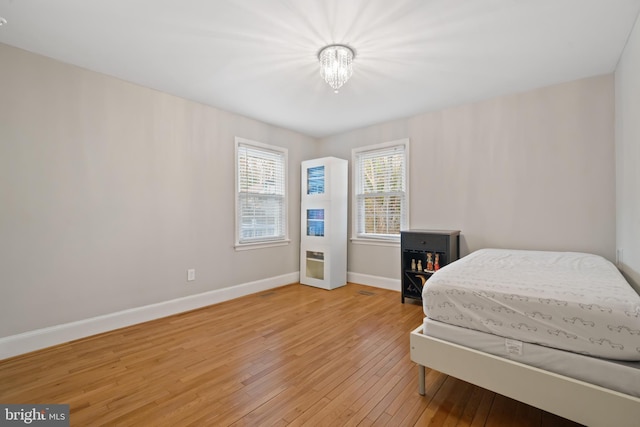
353, 140, 408, 240
235, 138, 288, 246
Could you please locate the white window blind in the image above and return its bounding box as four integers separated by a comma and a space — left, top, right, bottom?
236, 139, 287, 245
354, 141, 407, 239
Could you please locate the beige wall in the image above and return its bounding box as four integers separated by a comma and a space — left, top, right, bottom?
0, 40, 624, 339
320, 75, 616, 281
615, 13, 640, 291
0, 43, 319, 337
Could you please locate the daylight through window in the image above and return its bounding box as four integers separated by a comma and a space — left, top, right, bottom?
236, 138, 287, 246
353, 140, 408, 240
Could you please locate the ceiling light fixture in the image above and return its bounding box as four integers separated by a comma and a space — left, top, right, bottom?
318, 44, 355, 93
0, 17, 7, 26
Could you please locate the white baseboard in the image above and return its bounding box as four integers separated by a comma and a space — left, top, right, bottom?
0, 272, 299, 361
348, 272, 400, 292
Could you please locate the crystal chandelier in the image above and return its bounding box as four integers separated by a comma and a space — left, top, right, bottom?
318, 44, 355, 93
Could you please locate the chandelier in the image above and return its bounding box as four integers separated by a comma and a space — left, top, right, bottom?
318, 44, 355, 93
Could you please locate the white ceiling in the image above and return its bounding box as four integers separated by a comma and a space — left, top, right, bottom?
1, 0, 639, 138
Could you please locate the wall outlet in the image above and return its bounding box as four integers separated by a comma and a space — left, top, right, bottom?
187, 269, 196, 281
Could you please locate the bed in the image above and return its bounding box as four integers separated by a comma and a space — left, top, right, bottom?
409, 248, 640, 427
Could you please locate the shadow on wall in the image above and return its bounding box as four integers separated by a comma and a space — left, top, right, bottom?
621, 268, 640, 294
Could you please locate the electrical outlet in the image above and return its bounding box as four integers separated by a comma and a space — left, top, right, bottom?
187, 269, 196, 281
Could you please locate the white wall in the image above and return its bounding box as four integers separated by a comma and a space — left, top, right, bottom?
615, 13, 640, 292
320, 75, 616, 282
0, 43, 319, 338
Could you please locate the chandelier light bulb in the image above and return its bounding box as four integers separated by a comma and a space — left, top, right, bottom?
318, 44, 355, 93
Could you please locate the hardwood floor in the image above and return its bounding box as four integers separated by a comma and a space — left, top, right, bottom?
0, 283, 582, 426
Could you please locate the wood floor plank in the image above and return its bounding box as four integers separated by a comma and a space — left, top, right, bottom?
458, 383, 494, 427
0, 283, 583, 426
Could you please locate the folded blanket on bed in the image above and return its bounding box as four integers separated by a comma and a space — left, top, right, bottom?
422, 248, 640, 361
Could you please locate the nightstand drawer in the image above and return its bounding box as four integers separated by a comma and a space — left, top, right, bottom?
401, 233, 448, 252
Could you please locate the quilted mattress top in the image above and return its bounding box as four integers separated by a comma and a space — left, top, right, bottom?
422, 249, 640, 360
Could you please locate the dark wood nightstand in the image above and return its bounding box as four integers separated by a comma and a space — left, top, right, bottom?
401, 230, 460, 303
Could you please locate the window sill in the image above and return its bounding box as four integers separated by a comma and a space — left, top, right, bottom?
350, 237, 400, 248
234, 239, 291, 251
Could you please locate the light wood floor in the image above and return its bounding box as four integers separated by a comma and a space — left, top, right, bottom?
0, 283, 582, 426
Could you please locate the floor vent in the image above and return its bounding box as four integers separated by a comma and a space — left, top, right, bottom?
358, 290, 375, 296
260, 292, 276, 298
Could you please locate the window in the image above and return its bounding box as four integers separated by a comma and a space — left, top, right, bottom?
353, 139, 408, 242
235, 137, 288, 248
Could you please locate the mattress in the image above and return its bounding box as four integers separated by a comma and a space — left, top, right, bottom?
422, 317, 640, 397
422, 249, 640, 360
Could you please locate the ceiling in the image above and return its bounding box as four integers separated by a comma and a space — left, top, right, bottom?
1, 1, 639, 138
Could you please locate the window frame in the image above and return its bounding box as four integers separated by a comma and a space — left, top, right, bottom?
234, 137, 290, 251
351, 138, 410, 246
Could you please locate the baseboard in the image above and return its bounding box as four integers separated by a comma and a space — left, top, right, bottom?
348, 272, 400, 292
0, 272, 299, 361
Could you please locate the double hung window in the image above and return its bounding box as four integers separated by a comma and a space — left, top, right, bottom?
235, 137, 288, 248
353, 139, 408, 242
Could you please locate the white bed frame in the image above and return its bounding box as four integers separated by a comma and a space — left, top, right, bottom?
410, 325, 640, 427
